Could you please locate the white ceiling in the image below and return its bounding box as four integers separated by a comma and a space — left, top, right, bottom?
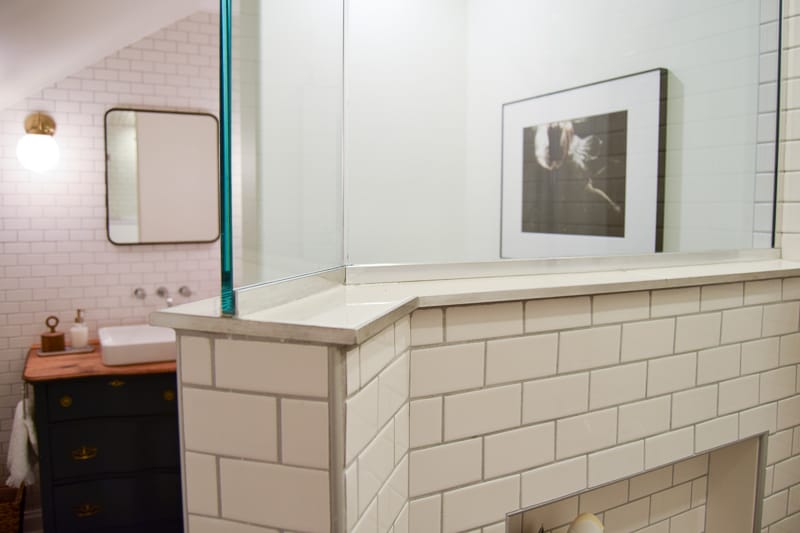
0, 0, 218, 111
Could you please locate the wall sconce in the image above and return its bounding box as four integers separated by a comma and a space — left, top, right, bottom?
16, 112, 60, 173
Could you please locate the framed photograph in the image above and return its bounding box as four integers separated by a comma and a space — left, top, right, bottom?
501, 68, 667, 258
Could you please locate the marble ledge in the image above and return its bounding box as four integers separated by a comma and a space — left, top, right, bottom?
150, 259, 800, 346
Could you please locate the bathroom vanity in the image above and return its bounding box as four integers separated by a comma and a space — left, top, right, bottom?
24, 345, 182, 532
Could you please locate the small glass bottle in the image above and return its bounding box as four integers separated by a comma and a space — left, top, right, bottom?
70, 309, 89, 349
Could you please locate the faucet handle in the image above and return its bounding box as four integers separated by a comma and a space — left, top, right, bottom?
178, 286, 192, 297
133, 288, 146, 299
156, 286, 169, 298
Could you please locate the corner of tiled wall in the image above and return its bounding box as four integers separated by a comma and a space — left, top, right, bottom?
178, 332, 334, 532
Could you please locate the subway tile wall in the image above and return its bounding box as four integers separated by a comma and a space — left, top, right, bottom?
511, 453, 710, 533
0, 12, 219, 462
179, 335, 332, 532
391, 280, 800, 533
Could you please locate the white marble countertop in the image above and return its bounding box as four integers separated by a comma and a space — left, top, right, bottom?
150, 259, 800, 345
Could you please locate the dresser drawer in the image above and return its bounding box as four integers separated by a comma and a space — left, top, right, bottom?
46, 374, 177, 421
49, 416, 179, 480
53, 473, 182, 533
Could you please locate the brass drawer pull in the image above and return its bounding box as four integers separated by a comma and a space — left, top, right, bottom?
59, 395, 72, 408
73, 503, 101, 518
71, 445, 97, 461
108, 379, 125, 387
163, 389, 175, 401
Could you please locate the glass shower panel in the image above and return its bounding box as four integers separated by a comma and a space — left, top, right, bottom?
231, 0, 344, 289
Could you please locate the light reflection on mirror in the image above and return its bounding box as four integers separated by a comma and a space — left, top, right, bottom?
104, 108, 220, 245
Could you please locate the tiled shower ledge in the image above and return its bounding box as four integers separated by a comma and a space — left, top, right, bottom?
150, 259, 800, 345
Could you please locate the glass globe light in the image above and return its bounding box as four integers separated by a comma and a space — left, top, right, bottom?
16, 112, 59, 173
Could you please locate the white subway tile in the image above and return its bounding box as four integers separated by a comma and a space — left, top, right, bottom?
411, 309, 443, 346
629, 465, 672, 500
359, 422, 395, 514
520, 456, 587, 508
762, 490, 789, 527
410, 397, 442, 448
180, 336, 212, 386
647, 352, 697, 397
521, 496, 577, 531
692, 476, 707, 507
721, 307, 764, 344
346, 346, 360, 397
784, 277, 800, 300
779, 396, 800, 432
346, 379, 379, 463
444, 384, 521, 441
651, 287, 700, 318
603, 498, 649, 532
673, 454, 709, 484
361, 325, 395, 385
697, 344, 741, 385
484, 422, 555, 478
183, 388, 277, 461
675, 313, 721, 352
395, 315, 411, 355
620, 318, 675, 361
780, 333, 800, 365
746, 279, 783, 305
525, 296, 591, 333
769, 430, 794, 465
672, 385, 718, 428
395, 503, 409, 533
556, 408, 617, 459
352, 498, 377, 533
378, 457, 408, 533
695, 414, 739, 452
718, 375, 760, 415
220, 459, 329, 532
701, 283, 744, 311
589, 362, 646, 409
522, 373, 589, 424
446, 302, 523, 342
187, 516, 277, 533
485, 333, 557, 385
742, 337, 780, 374
281, 399, 328, 469
215, 339, 328, 397
409, 439, 482, 496
650, 482, 691, 523
634, 521, 669, 533
345, 463, 358, 531
395, 403, 409, 463
618, 396, 671, 442
442, 475, 519, 533
740, 403, 778, 439
760, 366, 797, 403
593, 291, 650, 324
482, 522, 506, 533
645, 428, 695, 470
764, 302, 800, 336
559, 325, 620, 373
669, 505, 705, 533
588, 440, 644, 487
410, 343, 484, 397
185, 451, 218, 516
409, 494, 441, 533
774, 455, 800, 492
379, 353, 409, 427
789, 485, 800, 515
579, 480, 628, 514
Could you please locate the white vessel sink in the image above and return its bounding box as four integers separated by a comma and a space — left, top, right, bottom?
98, 324, 177, 366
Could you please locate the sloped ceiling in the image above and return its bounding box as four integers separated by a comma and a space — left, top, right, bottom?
0, 0, 217, 111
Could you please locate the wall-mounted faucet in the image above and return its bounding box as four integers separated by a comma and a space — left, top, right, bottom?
156, 286, 173, 307
133, 287, 146, 299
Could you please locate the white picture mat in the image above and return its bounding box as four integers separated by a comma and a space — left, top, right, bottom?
501, 69, 664, 259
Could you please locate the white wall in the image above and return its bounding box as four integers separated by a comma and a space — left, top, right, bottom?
346, 0, 770, 264
0, 12, 219, 463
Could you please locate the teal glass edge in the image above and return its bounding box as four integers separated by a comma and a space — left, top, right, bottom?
219, 0, 235, 316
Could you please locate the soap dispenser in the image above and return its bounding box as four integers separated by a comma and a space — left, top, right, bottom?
70, 309, 89, 349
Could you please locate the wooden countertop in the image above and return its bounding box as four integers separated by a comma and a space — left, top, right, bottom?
24, 341, 176, 382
